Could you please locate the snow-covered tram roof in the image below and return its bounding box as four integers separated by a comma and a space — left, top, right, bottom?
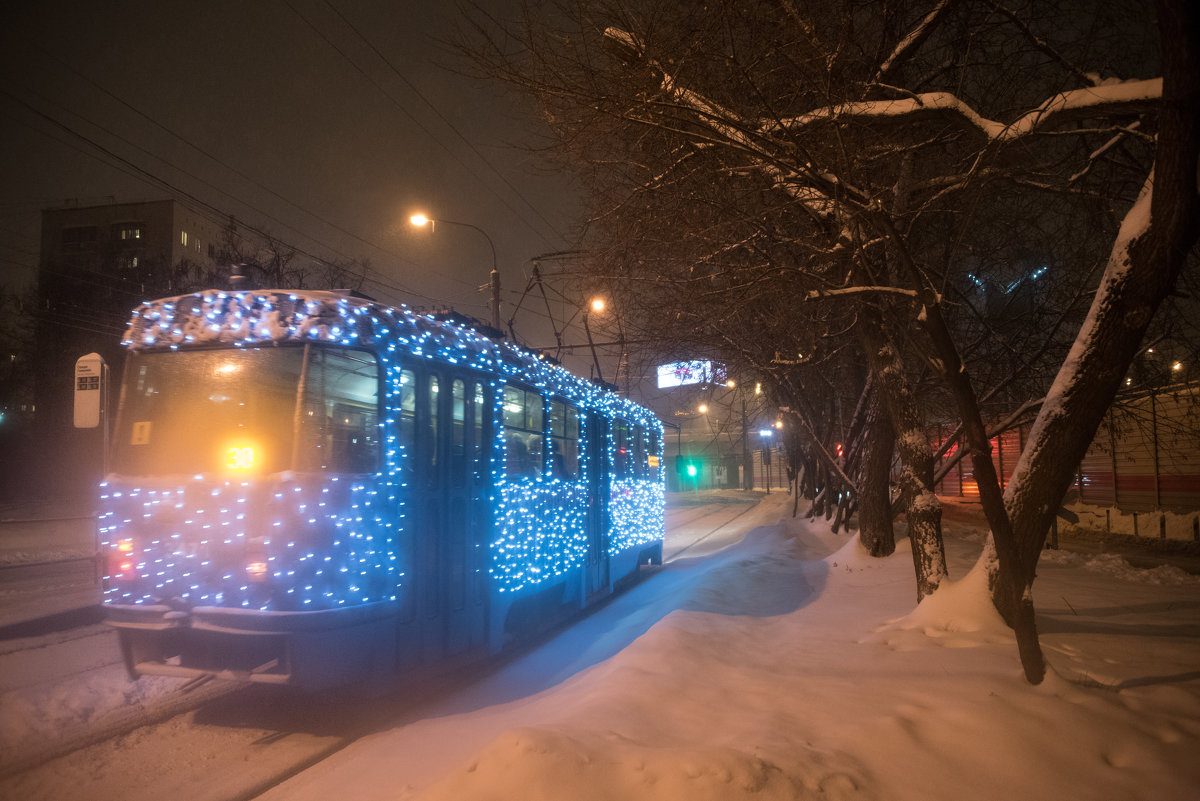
121, 289, 661, 431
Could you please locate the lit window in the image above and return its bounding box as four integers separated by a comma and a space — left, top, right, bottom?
503, 384, 544, 478
181, 231, 189, 247
112, 223, 143, 241
548, 400, 580, 480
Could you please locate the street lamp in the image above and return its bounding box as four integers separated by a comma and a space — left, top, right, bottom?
410, 213, 501, 330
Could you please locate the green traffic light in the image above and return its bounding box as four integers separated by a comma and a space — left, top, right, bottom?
686, 463, 698, 477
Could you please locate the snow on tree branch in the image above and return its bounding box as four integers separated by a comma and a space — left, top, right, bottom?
603, 24, 1160, 221
874, 0, 955, 84
1004, 169, 1156, 504
767, 79, 1162, 143
805, 286, 920, 301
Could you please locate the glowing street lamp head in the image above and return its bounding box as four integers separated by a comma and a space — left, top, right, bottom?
410, 213, 430, 227
698, 403, 709, 414
590, 297, 606, 313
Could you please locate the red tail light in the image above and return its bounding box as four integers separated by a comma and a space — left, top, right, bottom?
107, 538, 136, 579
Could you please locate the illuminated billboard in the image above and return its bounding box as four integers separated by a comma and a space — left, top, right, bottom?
656, 360, 727, 389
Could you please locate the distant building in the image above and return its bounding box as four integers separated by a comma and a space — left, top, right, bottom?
39, 198, 225, 281
22, 199, 229, 500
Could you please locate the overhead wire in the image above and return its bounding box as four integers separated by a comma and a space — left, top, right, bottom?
315, 0, 566, 247
10, 34, 513, 314
5, 80, 435, 304
16, 34, 447, 298
8, 12, 576, 331
2, 89, 438, 309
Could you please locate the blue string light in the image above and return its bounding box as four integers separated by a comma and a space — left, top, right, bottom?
102, 290, 664, 614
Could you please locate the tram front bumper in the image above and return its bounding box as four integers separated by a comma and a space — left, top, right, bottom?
104, 601, 400, 688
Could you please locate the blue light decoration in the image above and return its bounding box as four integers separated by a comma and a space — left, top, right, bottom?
101, 289, 664, 618
608, 478, 666, 554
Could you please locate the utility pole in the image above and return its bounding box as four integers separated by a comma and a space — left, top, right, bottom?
742, 396, 753, 490
490, 267, 501, 331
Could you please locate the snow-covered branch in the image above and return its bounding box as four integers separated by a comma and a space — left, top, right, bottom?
874, 0, 955, 84
604, 26, 862, 217
767, 79, 1161, 144
805, 286, 919, 301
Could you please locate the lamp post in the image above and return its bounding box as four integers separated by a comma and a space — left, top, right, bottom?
759, 428, 775, 494
410, 213, 501, 330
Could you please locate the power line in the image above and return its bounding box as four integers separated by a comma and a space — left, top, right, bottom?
7, 82, 436, 303
293, 0, 566, 248
17, 34, 448, 294
8, 40, 511, 313
2, 90, 453, 308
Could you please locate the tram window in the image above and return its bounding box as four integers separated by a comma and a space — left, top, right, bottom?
111, 346, 382, 476
112, 348, 301, 475
613, 418, 632, 478
503, 384, 543, 478
548, 400, 580, 481
472, 383, 487, 483
636, 426, 651, 479
296, 348, 381, 473
424, 374, 440, 486
647, 429, 662, 480
451, 379, 467, 487
398, 369, 416, 478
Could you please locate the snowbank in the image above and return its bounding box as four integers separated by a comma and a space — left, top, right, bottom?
3, 493, 1198, 801
263, 494, 1200, 801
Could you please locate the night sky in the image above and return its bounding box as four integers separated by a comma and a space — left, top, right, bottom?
0, 0, 582, 351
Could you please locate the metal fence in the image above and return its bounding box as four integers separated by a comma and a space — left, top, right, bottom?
934, 384, 1200, 514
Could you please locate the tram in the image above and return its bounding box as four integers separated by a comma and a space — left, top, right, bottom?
99, 289, 665, 689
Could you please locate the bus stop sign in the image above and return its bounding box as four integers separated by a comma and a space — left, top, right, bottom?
74, 352, 105, 429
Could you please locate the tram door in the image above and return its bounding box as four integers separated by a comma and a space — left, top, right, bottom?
407, 370, 490, 661
443, 376, 490, 653
585, 414, 610, 595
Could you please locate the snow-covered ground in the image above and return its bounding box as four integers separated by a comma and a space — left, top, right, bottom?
2, 491, 1199, 800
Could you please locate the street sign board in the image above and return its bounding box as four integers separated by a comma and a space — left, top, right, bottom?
74, 352, 105, 429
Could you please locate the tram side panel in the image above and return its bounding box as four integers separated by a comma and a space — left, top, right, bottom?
606, 418, 666, 585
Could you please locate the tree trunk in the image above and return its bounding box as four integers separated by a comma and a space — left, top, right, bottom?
858, 383, 897, 557
1002, 0, 1200, 609
880, 227, 1048, 682
863, 331, 946, 600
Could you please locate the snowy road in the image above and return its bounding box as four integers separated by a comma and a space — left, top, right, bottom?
4, 492, 1198, 801
0, 514, 100, 631
0, 492, 767, 800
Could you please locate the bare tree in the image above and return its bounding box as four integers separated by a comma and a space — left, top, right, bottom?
464, 0, 1199, 682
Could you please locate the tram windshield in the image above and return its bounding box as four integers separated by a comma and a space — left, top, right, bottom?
111, 345, 380, 476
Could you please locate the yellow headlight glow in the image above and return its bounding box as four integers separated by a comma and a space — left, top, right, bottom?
225, 444, 257, 471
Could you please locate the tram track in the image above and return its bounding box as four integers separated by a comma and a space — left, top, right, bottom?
0, 496, 767, 801
664, 499, 760, 562
664, 497, 755, 532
